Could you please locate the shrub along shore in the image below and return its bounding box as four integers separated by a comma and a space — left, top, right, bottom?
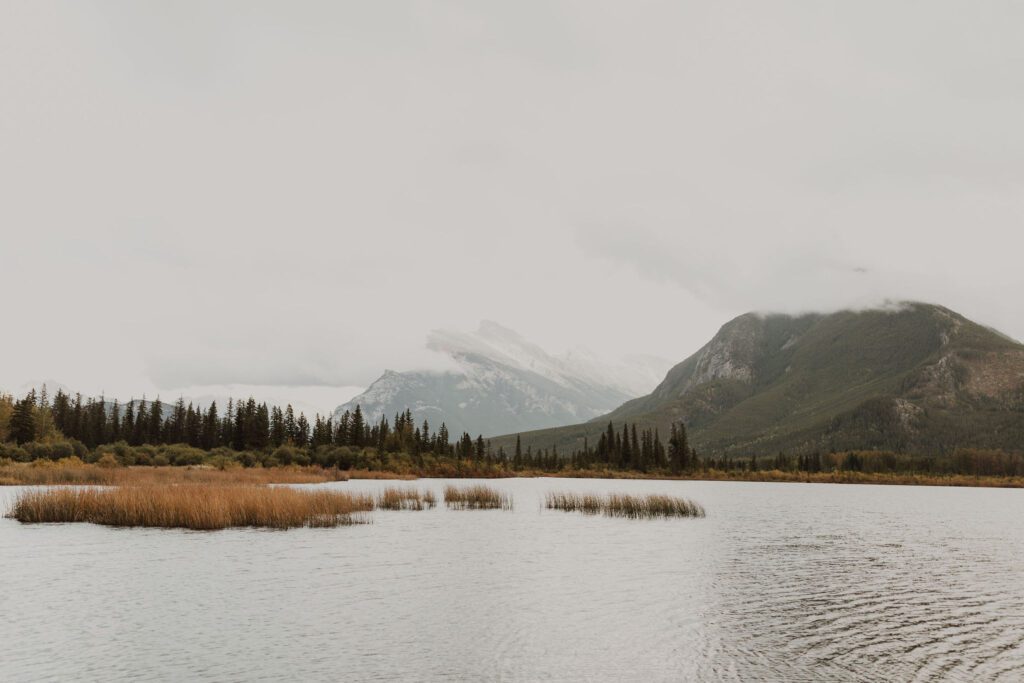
3, 455, 1024, 489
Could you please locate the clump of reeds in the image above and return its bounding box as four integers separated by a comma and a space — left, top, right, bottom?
376, 487, 437, 510
443, 484, 512, 510
545, 491, 705, 519
6, 484, 376, 530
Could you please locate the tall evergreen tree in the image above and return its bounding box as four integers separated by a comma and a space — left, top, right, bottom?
350, 405, 365, 447
9, 394, 36, 444
148, 397, 163, 444
202, 402, 219, 449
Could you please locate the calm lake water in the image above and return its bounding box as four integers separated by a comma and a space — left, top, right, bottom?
2, 478, 1023, 681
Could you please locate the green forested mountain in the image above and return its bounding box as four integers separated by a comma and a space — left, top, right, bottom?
493, 303, 1024, 456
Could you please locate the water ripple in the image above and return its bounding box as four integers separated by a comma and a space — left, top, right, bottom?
1, 480, 1022, 681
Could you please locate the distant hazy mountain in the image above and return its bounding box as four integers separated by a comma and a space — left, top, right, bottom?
332, 321, 672, 437
492, 303, 1024, 455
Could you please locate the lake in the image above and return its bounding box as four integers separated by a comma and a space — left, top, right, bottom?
2, 478, 1023, 681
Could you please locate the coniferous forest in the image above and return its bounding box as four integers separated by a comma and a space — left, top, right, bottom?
2, 387, 1023, 479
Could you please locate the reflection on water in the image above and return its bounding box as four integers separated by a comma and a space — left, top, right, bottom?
2, 479, 1023, 681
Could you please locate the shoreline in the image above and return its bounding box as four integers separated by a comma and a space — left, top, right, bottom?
364, 469, 1024, 489
2, 461, 1021, 489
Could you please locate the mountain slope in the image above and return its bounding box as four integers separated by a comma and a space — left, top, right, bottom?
493, 303, 1024, 456
333, 322, 672, 436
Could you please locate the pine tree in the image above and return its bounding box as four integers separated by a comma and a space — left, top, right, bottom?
284, 404, 297, 444
203, 402, 219, 449
123, 401, 135, 444
295, 413, 310, 445
51, 390, 70, 435
9, 394, 36, 444
335, 411, 350, 446
252, 401, 270, 449
270, 406, 285, 447
620, 424, 631, 469
133, 399, 149, 446
350, 405, 365, 447
668, 422, 691, 473
148, 397, 163, 444
110, 399, 121, 442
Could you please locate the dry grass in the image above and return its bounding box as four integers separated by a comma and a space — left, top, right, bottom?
443, 484, 512, 510
677, 468, 1024, 489
376, 487, 437, 510
0, 461, 343, 487
345, 469, 419, 480
545, 491, 705, 519
6, 484, 375, 530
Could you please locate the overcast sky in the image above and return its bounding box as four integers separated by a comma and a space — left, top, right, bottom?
2, 1, 1022, 415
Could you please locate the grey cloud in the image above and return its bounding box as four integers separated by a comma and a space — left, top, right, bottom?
2, 1, 1023, 400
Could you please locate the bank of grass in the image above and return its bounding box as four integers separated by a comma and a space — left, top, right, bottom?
339, 467, 1024, 488
0, 458, 345, 486
346, 469, 418, 481
443, 484, 512, 510
7, 484, 375, 530
546, 491, 705, 519
377, 487, 437, 510
654, 468, 1024, 488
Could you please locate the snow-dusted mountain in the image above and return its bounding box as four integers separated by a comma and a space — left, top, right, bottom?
332, 321, 673, 437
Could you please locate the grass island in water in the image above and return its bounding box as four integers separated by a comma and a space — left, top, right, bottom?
545, 491, 705, 519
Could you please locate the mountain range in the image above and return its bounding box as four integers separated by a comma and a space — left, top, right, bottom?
491, 303, 1024, 456
332, 321, 672, 436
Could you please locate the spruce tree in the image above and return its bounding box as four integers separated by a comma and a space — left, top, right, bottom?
284, 404, 297, 444
296, 413, 310, 445
148, 397, 163, 444
203, 402, 219, 449
123, 401, 135, 444
350, 405, 365, 447
133, 399, 149, 446
270, 406, 285, 447
9, 394, 36, 444
110, 399, 121, 442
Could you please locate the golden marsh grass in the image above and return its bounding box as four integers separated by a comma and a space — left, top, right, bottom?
545, 491, 705, 519
443, 484, 512, 510
7, 484, 375, 530
377, 487, 437, 510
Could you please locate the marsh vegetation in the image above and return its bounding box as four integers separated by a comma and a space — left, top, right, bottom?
6, 484, 376, 530
376, 487, 437, 510
443, 484, 512, 510
545, 491, 705, 519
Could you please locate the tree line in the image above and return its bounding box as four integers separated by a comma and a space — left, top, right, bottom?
3, 388, 1023, 478
4, 388, 470, 456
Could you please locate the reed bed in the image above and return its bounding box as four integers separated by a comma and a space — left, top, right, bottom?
443, 484, 512, 510
545, 491, 705, 519
0, 461, 343, 486
6, 484, 375, 530
376, 487, 437, 510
